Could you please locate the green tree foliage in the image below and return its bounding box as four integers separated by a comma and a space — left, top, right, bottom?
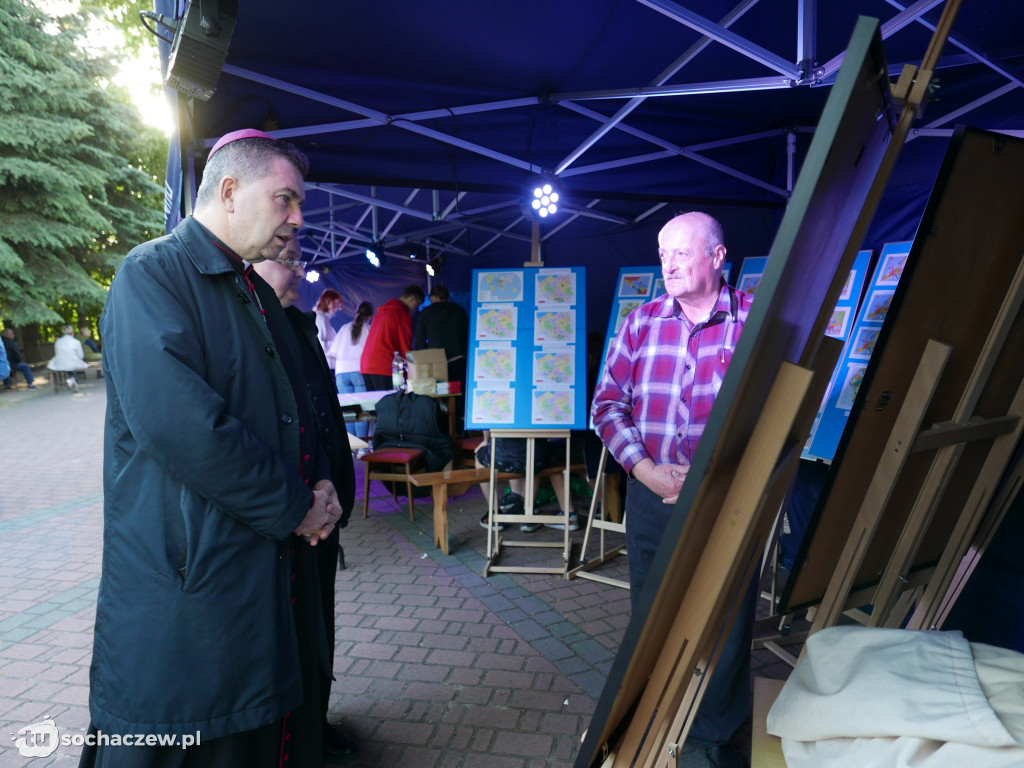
0, 0, 163, 328
82, 0, 155, 57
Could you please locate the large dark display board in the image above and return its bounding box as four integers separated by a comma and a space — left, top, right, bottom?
575, 17, 897, 767
781, 126, 1024, 613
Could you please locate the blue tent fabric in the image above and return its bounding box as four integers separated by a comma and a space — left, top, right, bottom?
152, 0, 1024, 649
155, 0, 1024, 326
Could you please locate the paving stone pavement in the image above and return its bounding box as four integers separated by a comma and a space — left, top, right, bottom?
0, 374, 792, 768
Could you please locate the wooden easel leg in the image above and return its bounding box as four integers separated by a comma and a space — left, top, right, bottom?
806, 338, 951, 641
615, 362, 814, 768
433, 483, 449, 555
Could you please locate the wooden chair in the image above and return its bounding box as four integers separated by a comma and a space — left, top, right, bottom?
360, 447, 426, 521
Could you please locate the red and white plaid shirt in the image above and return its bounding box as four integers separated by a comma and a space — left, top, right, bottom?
592, 282, 751, 474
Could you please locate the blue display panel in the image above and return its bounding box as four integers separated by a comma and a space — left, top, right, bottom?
803, 242, 910, 461
465, 267, 587, 430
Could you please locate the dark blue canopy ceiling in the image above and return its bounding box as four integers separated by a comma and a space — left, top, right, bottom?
155, 0, 1024, 322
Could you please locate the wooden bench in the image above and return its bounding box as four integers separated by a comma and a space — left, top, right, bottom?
49, 361, 103, 393
408, 462, 585, 556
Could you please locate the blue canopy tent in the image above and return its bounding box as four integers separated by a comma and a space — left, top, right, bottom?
151, 0, 1024, 330
149, 0, 1024, 649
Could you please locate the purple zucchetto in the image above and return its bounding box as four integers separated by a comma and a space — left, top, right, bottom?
206, 128, 275, 163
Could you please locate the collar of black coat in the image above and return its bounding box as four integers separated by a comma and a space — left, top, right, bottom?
173, 217, 250, 277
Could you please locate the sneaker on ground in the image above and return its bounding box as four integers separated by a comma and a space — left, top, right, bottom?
498, 490, 525, 515
543, 510, 579, 532
479, 513, 505, 532
520, 521, 541, 533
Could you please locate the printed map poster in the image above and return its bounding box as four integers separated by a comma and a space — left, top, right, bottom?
599, 266, 663, 383
466, 267, 587, 430
736, 256, 768, 297
804, 242, 911, 461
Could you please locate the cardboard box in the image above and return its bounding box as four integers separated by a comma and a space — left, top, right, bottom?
406, 349, 448, 383
410, 378, 437, 395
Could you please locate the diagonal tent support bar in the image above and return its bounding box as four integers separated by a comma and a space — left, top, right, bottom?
378, 189, 422, 241
554, 75, 796, 101
304, 186, 514, 258
220, 64, 542, 173
223, 60, 792, 199
311, 184, 436, 222
561, 150, 678, 177
267, 98, 544, 142
637, 0, 802, 79
886, 0, 1024, 88
556, 0, 762, 174
560, 101, 789, 197
908, 83, 1020, 140
817, 0, 946, 80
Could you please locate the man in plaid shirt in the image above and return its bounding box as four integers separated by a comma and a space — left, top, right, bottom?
592, 212, 753, 767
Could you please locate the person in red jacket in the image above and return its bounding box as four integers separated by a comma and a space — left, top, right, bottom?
359, 285, 424, 390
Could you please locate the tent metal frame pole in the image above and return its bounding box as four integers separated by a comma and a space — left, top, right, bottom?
220, 64, 542, 174
885, 0, 1024, 88
796, 0, 817, 76
637, 0, 802, 78
816, 0, 946, 80
554, 76, 794, 102
555, 0, 762, 174
560, 101, 788, 196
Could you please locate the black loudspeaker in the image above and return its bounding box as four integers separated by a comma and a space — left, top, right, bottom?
164, 0, 238, 101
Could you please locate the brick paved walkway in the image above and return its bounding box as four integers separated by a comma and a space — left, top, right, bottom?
0, 377, 634, 768
0, 376, 791, 768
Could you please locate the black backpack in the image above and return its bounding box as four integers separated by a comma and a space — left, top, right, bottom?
372, 392, 454, 494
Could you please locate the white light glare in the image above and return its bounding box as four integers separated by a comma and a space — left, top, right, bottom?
426, 263, 435, 277
305, 270, 320, 283
366, 248, 380, 268
529, 179, 559, 217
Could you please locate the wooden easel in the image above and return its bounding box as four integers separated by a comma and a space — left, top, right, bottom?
909, 445, 1024, 631
805, 258, 1024, 639
483, 429, 573, 578
568, 445, 629, 590
578, 13, 963, 767
607, 360, 820, 768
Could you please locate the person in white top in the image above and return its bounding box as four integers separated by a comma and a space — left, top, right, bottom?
313, 288, 343, 369
47, 324, 88, 390
328, 301, 374, 438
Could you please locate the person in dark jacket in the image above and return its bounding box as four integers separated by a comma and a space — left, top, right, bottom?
254, 241, 359, 759
414, 283, 469, 431
80, 129, 342, 768
1, 329, 35, 389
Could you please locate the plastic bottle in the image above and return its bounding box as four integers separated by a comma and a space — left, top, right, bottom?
391, 351, 405, 390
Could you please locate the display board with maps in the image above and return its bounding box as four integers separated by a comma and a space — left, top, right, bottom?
596, 261, 734, 383
595, 267, 666, 402
466, 267, 587, 430
735, 256, 768, 297
802, 242, 910, 461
